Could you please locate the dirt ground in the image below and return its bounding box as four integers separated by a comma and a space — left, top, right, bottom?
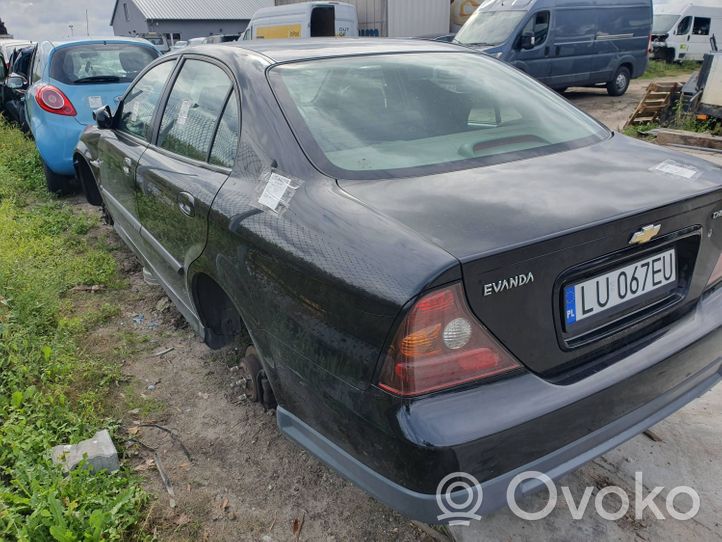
71, 72, 722, 542
73, 222, 433, 542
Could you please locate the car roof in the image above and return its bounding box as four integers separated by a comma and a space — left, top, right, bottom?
204, 38, 466, 64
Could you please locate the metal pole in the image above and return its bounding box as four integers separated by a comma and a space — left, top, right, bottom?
86, 10, 90, 36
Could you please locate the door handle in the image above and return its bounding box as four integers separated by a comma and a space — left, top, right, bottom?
177, 191, 195, 217
544, 46, 550, 57
122, 157, 132, 176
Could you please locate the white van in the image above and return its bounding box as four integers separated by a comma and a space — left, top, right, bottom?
242, 2, 359, 40
652, 0, 722, 62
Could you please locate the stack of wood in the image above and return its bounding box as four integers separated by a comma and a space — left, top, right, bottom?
625, 82, 683, 128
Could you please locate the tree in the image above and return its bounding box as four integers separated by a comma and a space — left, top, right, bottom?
0, 19, 7, 35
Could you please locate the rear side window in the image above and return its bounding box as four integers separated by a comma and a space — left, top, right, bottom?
157, 59, 233, 162
693, 17, 711, 36
49, 43, 157, 85
604, 7, 652, 36
117, 60, 175, 140
556, 9, 597, 42
209, 91, 240, 168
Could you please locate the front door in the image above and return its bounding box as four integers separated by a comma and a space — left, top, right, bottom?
99, 60, 176, 249
136, 57, 238, 312
512, 11, 552, 83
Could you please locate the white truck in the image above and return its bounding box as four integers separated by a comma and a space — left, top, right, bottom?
243, 2, 359, 39
268, 0, 450, 38
652, 0, 722, 62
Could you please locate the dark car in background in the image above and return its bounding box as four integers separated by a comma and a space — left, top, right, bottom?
75, 40, 722, 522
454, 0, 652, 95
0, 44, 36, 132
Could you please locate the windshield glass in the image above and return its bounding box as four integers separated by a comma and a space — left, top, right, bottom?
652, 14, 680, 34
269, 53, 608, 180
455, 10, 526, 45
50, 43, 158, 85
145, 37, 164, 45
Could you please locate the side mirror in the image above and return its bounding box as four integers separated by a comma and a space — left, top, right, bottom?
93, 105, 113, 130
520, 31, 536, 50
6, 74, 27, 90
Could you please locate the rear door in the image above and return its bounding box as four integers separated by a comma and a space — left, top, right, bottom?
548, 7, 598, 87
98, 59, 176, 251
687, 15, 713, 60
136, 56, 238, 310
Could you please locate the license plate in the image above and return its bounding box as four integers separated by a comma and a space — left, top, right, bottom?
565, 248, 676, 326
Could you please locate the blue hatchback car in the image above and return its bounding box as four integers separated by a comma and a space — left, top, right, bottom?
24, 37, 158, 194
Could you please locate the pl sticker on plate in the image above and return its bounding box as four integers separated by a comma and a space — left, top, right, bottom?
88, 96, 103, 109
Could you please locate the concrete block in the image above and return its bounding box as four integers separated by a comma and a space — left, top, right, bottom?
51, 429, 119, 473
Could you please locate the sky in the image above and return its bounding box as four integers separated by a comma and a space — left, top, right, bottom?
2, 0, 115, 41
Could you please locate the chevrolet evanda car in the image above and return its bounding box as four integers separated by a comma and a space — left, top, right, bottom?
75, 40, 722, 522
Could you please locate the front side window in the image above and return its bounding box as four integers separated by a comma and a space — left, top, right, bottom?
117, 60, 175, 140
269, 53, 608, 180
519, 11, 550, 47
676, 16, 692, 35
693, 17, 711, 36
455, 10, 527, 46
30, 44, 47, 83
50, 43, 158, 85
157, 60, 233, 162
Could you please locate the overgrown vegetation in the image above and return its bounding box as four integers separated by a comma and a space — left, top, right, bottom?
0, 119, 149, 540
641, 59, 699, 80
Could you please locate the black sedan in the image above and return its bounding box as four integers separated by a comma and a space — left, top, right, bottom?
75, 40, 722, 523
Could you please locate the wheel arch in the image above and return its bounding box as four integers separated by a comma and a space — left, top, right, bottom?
72, 151, 102, 206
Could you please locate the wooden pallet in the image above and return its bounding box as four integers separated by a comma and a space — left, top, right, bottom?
625, 82, 683, 127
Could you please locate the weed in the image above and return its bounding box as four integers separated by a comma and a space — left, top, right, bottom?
0, 118, 149, 539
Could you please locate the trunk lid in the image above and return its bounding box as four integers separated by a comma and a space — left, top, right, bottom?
339, 136, 722, 376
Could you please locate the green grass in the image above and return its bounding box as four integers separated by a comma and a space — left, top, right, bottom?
0, 118, 149, 540
641, 59, 699, 80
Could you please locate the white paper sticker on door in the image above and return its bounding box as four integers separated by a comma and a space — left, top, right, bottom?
177, 100, 192, 126
258, 173, 292, 212
88, 96, 103, 109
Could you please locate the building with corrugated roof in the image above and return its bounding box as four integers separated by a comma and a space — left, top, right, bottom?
110, 0, 274, 41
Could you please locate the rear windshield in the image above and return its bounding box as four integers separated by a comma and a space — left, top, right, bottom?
269, 52, 609, 180
50, 43, 158, 85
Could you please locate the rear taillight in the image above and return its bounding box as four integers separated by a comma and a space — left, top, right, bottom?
706, 253, 722, 288
35, 85, 76, 116
378, 282, 522, 397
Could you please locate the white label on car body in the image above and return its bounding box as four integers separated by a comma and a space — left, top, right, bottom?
88, 96, 103, 109
653, 160, 699, 180
177, 99, 192, 126
258, 172, 292, 212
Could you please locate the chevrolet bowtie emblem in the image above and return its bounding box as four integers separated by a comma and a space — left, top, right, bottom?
629, 224, 661, 245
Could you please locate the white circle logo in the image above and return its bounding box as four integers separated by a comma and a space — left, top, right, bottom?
435, 472, 483, 525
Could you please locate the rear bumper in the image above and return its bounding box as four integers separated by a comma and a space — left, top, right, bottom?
277, 288, 722, 524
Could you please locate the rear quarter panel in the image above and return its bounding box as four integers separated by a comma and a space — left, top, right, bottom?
189, 54, 457, 403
